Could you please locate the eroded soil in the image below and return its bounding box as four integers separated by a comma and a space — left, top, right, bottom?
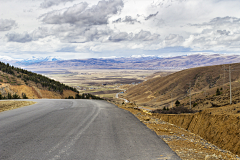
116, 103, 240, 160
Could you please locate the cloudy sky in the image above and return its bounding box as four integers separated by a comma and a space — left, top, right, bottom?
1, 0, 240, 60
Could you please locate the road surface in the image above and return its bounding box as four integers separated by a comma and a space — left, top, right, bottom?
0, 99, 180, 160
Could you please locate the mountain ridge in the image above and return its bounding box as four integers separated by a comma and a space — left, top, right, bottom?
9, 53, 240, 70
123, 62, 240, 108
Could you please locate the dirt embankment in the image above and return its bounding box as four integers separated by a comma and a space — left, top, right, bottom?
110, 97, 240, 159
114, 102, 239, 160
156, 110, 240, 155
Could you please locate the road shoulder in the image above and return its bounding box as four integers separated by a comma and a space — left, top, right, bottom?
0, 101, 36, 112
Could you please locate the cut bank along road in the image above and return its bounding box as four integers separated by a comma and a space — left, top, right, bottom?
0, 99, 180, 160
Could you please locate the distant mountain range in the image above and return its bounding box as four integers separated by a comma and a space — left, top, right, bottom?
16, 56, 62, 65
2, 53, 240, 70
0, 56, 61, 66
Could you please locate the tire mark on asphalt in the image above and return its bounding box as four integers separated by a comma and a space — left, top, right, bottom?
48, 103, 100, 160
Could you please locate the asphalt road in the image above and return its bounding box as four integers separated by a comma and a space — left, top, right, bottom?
0, 99, 180, 160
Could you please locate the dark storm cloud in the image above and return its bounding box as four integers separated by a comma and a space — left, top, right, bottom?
0, 19, 17, 31
145, 12, 158, 20
40, 0, 75, 8
41, 0, 124, 26
5, 32, 32, 43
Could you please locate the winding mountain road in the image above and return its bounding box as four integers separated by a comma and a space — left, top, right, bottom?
0, 99, 180, 160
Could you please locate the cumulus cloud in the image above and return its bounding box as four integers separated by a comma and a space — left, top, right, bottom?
109, 30, 160, 42
5, 32, 33, 43
112, 18, 122, 23
122, 16, 140, 24
40, 2, 88, 24
112, 16, 140, 24
109, 32, 129, 42
58, 26, 113, 43
164, 34, 184, 47
191, 16, 240, 27
0, 19, 17, 31
184, 16, 240, 51
4, 27, 50, 43
41, 0, 124, 26
40, 0, 75, 8
217, 30, 230, 35
132, 30, 160, 41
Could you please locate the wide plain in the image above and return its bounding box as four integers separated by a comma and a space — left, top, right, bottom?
28, 68, 175, 99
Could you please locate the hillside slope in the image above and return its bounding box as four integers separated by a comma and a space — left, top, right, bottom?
0, 62, 78, 99
124, 63, 240, 108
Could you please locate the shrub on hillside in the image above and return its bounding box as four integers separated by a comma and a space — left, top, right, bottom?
0, 93, 21, 100
175, 100, 180, 106
216, 88, 221, 96
22, 93, 28, 99
151, 105, 196, 114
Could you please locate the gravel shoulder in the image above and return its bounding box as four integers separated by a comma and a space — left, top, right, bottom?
117, 103, 240, 160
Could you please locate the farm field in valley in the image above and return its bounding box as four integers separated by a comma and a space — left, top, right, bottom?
27, 68, 175, 99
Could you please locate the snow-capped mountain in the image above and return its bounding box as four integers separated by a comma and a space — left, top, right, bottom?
0, 55, 20, 65
16, 56, 62, 65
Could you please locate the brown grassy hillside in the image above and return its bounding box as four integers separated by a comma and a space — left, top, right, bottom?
0, 83, 76, 99
124, 63, 240, 109
0, 62, 78, 99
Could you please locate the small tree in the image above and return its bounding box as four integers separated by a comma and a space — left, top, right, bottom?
175, 100, 180, 107
68, 96, 74, 99
216, 88, 221, 96
7, 93, 12, 99
193, 103, 198, 107
13, 93, 20, 99
22, 93, 28, 99
75, 94, 81, 99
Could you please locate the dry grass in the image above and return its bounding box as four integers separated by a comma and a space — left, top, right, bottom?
0, 101, 36, 112
124, 63, 240, 109
0, 83, 77, 99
